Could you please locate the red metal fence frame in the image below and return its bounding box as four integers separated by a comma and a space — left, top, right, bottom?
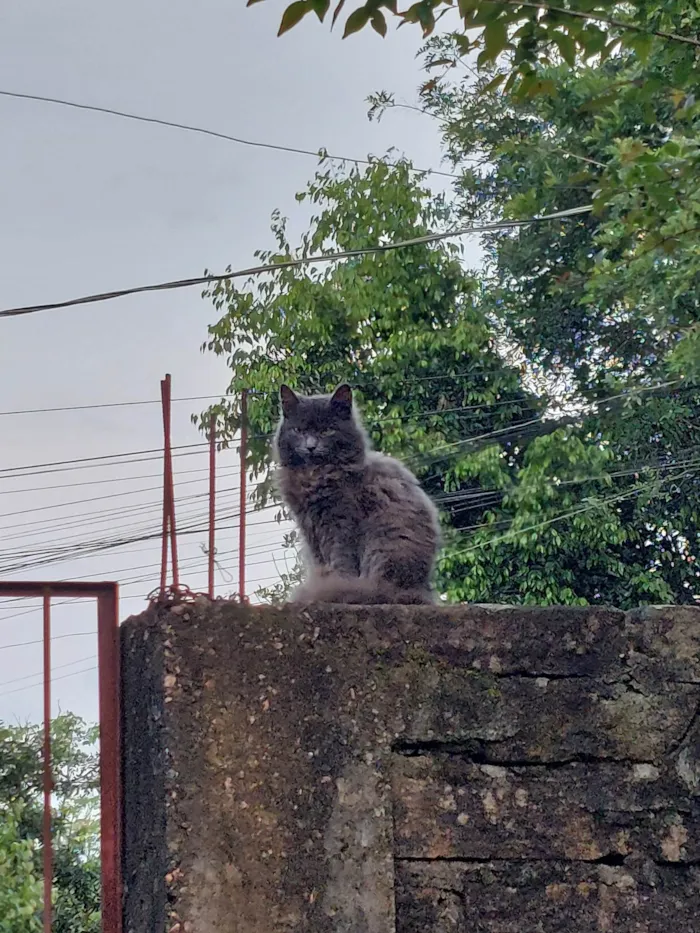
0, 581, 121, 933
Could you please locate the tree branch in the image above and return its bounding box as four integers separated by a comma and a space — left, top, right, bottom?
482, 0, 700, 49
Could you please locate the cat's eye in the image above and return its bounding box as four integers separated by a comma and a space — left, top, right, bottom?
320, 429, 335, 436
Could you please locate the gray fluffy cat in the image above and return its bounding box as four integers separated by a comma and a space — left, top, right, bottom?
273, 383, 441, 605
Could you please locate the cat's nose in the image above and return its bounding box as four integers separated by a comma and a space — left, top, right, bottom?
305, 435, 318, 450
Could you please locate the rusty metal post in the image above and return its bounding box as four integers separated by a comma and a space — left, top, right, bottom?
160, 374, 179, 590
97, 585, 122, 933
42, 591, 52, 933
208, 414, 216, 599
160, 377, 169, 593
238, 389, 248, 602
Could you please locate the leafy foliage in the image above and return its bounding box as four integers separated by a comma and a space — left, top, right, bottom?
403, 24, 700, 602
254, 529, 305, 604
262, 0, 700, 99
199, 158, 699, 606
267, 0, 700, 375
0, 714, 101, 933
0, 804, 42, 933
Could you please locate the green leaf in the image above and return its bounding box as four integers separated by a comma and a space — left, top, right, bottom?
343, 5, 371, 36
479, 18, 508, 64
453, 32, 473, 55
278, 0, 312, 35
371, 9, 387, 35
551, 30, 576, 66
482, 73, 507, 93
457, 0, 478, 15
622, 31, 654, 62
310, 0, 331, 20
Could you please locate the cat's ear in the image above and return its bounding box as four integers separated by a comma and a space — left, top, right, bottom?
330, 384, 353, 419
280, 385, 300, 418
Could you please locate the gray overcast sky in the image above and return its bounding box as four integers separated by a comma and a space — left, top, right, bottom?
0, 0, 475, 724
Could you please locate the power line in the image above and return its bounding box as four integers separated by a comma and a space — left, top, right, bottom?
0, 631, 96, 652
412, 380, 682, 470
0, 371, 568, 418
0, 394, 559, 477
446, 468, 699, 559
0, 534, 291, 619
0, 503, 283, 561
0, 445, 212, 481
0, 485, 250, 540
0, 442, 207, 476
0, 88, 461, 178
0, 393, 235, 417
3, 375, 675, 482
2, 449, 694, 577
0, 381, 689, 563
0, 382, 533, 418
0, 665, 97, 699
0, 447, 208, 481
0, 468, 240, 521
0, 205, 592, 319
0, 464, 214, 495
0, 654, 96, 689
0, 510, 287, 575
0, 530, 290, 584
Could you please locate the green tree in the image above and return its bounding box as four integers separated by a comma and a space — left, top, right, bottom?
0, 714, 101, 933
399, 31, 700, 603
200, 158, 698, 606
264, 0, 700, 374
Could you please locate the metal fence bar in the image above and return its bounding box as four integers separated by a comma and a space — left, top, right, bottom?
208, 414, 216, 598
239, 389, 248, 602
42, 591, 52, 933
160, 373, 179, 590
0, 581, 121, 933
97, 586, 122, 933
160, 376, 170, 592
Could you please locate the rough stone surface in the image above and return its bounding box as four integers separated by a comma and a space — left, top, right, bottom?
120, 602, 700, 932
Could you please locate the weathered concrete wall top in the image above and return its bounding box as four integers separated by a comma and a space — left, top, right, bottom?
120, 602, 700, 932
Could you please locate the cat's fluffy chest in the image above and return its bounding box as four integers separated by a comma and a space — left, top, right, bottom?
277, 461, 368, 517
277, 452, 413, 522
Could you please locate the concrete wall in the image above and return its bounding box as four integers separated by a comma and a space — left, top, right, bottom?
121, 601, 700, 932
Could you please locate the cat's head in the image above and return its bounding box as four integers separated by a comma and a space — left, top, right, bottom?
273, 384, 368, 468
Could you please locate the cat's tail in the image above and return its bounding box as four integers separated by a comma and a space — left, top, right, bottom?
291, 570, 392, 605
290, 570, 434, 606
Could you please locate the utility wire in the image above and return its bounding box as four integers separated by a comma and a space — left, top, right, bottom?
0, 665, 98, 699
0, 512, 287, 575
0, 446, 210, 481
446, 469, 698, 559
0, 442, 208, 476
0, 632, 96, 652
0, 206, 592, 319
1, 376, 676, 479
0, 393, 236, 417
0, 533, 289, 615
0, 369, 566, 417
2, 451, 695, 576
0, 88, 462, 177
0, 654, 97, 689
0, 468, 240, 521
0, 464, 216, 495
